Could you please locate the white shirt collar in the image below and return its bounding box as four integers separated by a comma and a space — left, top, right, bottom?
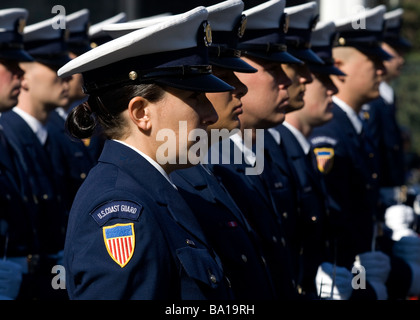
283, 121, 311, 154
13, 107, 48, 145
229, 132, 257, 167
379, 81, 394, 105
333, 96, 363, 134
55, 107, 68, 121
267, 128, 281, 146
113, 139, 177, 190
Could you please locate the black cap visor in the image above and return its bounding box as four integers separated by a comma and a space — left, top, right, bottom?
308, 63, 346, 76
287, 48, 325, 65
209, 56, 257, 73
155, 73, 235, 93
0, 49, 34, 62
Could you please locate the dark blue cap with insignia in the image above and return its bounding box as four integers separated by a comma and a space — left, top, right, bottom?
284, 1, 325, 65
0, 8, 33, 62
207, 0, 257, 73
237, 0, 302, 64
383, 8, 412, 50
334, 5, 393, 61
66, 9, 91, 55
88, 12, 127, 48
58, 7, 234, 94
309, 21, 346, 76
23, 16, 71, 67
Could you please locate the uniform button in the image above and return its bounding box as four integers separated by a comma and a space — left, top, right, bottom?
372, 173, 378, 179
80, 172, 87, 179
241, 254, 248, 263
272, 236, 278, 243
282, 212, 288, 219
43, 194, 48, 200
185, 239, 196, 247
369, 153, 374, 158
311, 216, 317, 222
209, 274, 217, 284
281, 237, 286, 247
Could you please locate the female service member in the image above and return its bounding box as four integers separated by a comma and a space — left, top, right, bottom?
58, 7, 235, 300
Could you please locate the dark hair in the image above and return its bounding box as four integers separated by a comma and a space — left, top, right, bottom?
66, 83, 165, 140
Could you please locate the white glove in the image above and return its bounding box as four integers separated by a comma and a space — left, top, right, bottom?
315, 262, 353, 300
393, 236, 420, 296
385, 204, 417, 241
353, 251, 391, 300
0, 260, 22, 300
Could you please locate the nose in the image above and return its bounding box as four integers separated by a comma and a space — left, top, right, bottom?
279, 68, 292, 89
200, 93, 219, 126
230, 74, 248, 99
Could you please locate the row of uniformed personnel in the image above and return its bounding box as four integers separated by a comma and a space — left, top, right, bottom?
0, 0, 418, 300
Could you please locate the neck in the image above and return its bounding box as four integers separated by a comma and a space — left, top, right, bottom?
16, 94, 50, 125
285, 113, 312, 137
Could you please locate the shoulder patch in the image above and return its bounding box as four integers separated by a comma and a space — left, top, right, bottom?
90, 200, 142, 226
103, 223, 135, 268
314, 147, 335, 174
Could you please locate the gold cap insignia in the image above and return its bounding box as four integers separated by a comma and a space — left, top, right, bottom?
283, 14, 290, 33
238, 15, 247, 38
17, 18, 26, 34
203, 21, 212, 47
128, 71, 138, 81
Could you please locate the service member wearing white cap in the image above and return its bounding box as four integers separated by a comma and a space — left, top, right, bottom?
171, 0, 278, 300
46, 9, 97, 220
309, 5, 394, 300
0, 7, 35, 301
207, 0, 303, 300
59, 7, 235, 300
0, 14, 72, 300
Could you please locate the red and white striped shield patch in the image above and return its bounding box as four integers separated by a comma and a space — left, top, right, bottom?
103, 223, 135, 268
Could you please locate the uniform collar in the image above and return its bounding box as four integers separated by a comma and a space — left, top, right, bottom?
283, 121, 311, 154
229, 132, 257, 167
13, 106, 48, 145
113, 139, 177, 190
267, 127, 281, 146
333, 96, 363, 134
379, 81, 394, 104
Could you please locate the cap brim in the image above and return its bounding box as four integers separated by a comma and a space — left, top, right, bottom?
355, 46, 394, 61
155, 73, 235, 93
209, 56, 257, 73
308, 63, 346, 76
0, 50, 34, 62
287, 48, 325, 65
384, 38, 412, 51
243, 50, 303, 64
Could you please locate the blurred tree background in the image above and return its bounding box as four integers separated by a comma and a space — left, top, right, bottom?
0, 0, 418, 156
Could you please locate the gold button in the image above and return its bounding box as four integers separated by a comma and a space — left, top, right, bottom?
209, 274, 217, 284
282, 212, 288, 219
80, 172, 87, 179
311, 216, 317, 222
372, 173, 378, 179
43, 194, 48, 200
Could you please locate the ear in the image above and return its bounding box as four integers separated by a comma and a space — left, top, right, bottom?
127, 96, 151, 131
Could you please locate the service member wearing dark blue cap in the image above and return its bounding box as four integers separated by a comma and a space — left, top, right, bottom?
207, 0, 302, 300
0, 8, 35, 300
59, 6, 236, 300
171, 0, 277, 300
309, 5, 396, 300
0, 14, 72, 300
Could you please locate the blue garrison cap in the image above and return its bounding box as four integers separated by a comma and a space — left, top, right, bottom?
284, 1, 325, 65
237, 0, 302, 64
207, 0, 256, 73
89, 12, 127, 47
0, 8, 33, 62
309, 21, 346, 76
383, 8, 412, 50
334, 5, 393, 61
23, 15, 71, 67
66, 9, 91, 55
58, 7, 234, 94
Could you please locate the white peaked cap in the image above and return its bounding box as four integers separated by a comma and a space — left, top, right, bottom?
66, 9, 90, 33
243, 0, 285, 30
207, 0, 244, 32
334, 5, 386, 32
103, 13, 175, 39
88, 12, 127, 38
384, 8, 403, 29
0, 8, 28, 32
285, 1, 318, 29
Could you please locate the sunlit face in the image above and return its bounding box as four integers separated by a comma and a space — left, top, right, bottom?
0, 60, 24, 111
20, 62, 70, 110
382, 42, 405, 81
235, 56, 291, 129
301, 72, 338, 127
151, 87, 218, 169
333, 47, 386, 103
206, 66, 248, 132
282, 63, 313, 113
